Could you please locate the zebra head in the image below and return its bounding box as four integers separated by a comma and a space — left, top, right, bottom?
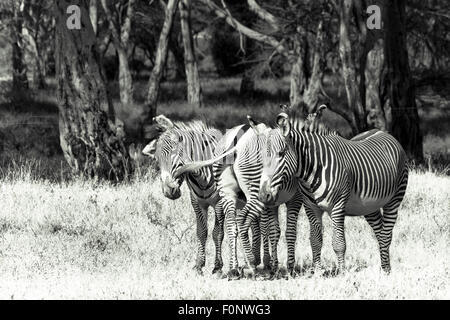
142, 115, 186, 200
256, 112, 298, 205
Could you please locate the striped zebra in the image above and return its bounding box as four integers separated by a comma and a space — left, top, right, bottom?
257, 108, 409, 273
142, 115, 225, 275
176, 116, 311, 278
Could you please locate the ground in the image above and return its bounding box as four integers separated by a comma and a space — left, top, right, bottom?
0, 168, 448, 299
0, 77, 449, 299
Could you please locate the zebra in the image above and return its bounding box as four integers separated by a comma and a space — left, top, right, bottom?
256, 107, 409, 273
175, 115, 310, 279
142, 115, 225, 275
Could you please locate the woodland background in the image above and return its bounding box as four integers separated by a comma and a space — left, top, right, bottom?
0, 0, 448, 299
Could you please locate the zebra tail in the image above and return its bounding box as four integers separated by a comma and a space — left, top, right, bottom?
174, 146, 238, 178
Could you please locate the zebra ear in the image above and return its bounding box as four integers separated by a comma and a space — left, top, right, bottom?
279, 104, 291, 112
277, 113, 290, 137
316, 104, 327, 118
153, 115, 174, 130
247, 115, 259, 129
142, 139, 157, 158
247, 115, 266, 135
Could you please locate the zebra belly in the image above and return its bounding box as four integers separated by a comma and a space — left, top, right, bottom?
345, 192, 392, 216
272, 189, 296, 207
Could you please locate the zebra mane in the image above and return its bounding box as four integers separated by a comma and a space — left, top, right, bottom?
275, 104, 339, 136
146, 118, 219, 141
277, 114, 340, 136
172, 119, 214, 133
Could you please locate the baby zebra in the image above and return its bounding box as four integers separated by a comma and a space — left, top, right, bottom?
257, 109, 409, 273
142, 115, 225, 275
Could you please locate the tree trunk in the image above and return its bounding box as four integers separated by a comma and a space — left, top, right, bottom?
289, 21, 325, 115
54, 0, 131, 181
89, 0, 98, 35
302, 20, 325, 113
289, 29, 308, 113
383, 0, 423, 160
11, 5, 29, 91
100, 0, 135, 106
365, 39, 386, 130
34, 50, 47, 89
117, 47, 134, 106
179, 0, 202, 107
144, 0, 180, 124
338, 0, 366, 134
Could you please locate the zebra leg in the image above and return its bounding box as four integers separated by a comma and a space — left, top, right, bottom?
379, 171, 407, 273
251, 218, 261, 267
285, 193, 302, 275
379, 207, 398, 273
266, 207, 280, 277
212, 199, 225, 275
222, 196, 240, 279
364, 210, 385, 270
304, 203, 324, 270
236, 206, 256, 275
236, 201, 262, 278
191, 197, 208, 275
330, 205, 347, 273
260, 208, 271, 271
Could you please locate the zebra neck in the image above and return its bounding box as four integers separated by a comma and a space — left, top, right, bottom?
294, 131, 330, 193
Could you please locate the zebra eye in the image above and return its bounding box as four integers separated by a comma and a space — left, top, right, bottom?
278, 149, 286, 157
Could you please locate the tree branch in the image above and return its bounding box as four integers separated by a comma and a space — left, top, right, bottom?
247, 0, 280, 31
199, 0, 290, 58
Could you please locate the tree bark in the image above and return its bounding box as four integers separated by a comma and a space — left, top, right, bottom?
338, 0, 366, 134
54, 0, 131, 181
383, 0, 423, 160
117, 47, 134, 106
100, 0, 135, 106
289, 29, 308, 113
365, 39, 386, 130
199, 0, 289, 58
11, 2, 29, 91
89, 0, 98, 35
302, 20, 326, 113
144, 0, 180, 123
289, 21, 325, 115
179, 0, 202, 107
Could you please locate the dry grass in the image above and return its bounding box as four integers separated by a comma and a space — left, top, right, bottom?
0, 165, 448, 299
0, 77, 449, 299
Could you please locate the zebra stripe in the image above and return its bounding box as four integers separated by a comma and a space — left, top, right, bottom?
142, 117, 224, 275
260, 112, 409, 273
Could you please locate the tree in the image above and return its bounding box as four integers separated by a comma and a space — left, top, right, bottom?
22, 0, 53, 89
54, 0, 131, 181
0, 0, 30, 90
179, 0, 202, 106
144, 0, 180, 125
100, 0, 136, 106
383, 0, 423, 160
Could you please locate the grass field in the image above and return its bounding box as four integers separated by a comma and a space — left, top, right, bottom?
0, 166, 448, 299
0, 77, 449, 299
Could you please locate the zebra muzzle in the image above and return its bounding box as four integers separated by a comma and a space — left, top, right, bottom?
258, 184, 278, 205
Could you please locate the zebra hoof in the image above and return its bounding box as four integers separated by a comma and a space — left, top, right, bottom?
242, 267, 256, 280
262, 264, 272, 272
212, 267, 223, 277
381, 265, 391, 274
192, 265, 203, 276
269, 269, 281, 280
287, 268, 298, 279
227, 268, 241, 281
